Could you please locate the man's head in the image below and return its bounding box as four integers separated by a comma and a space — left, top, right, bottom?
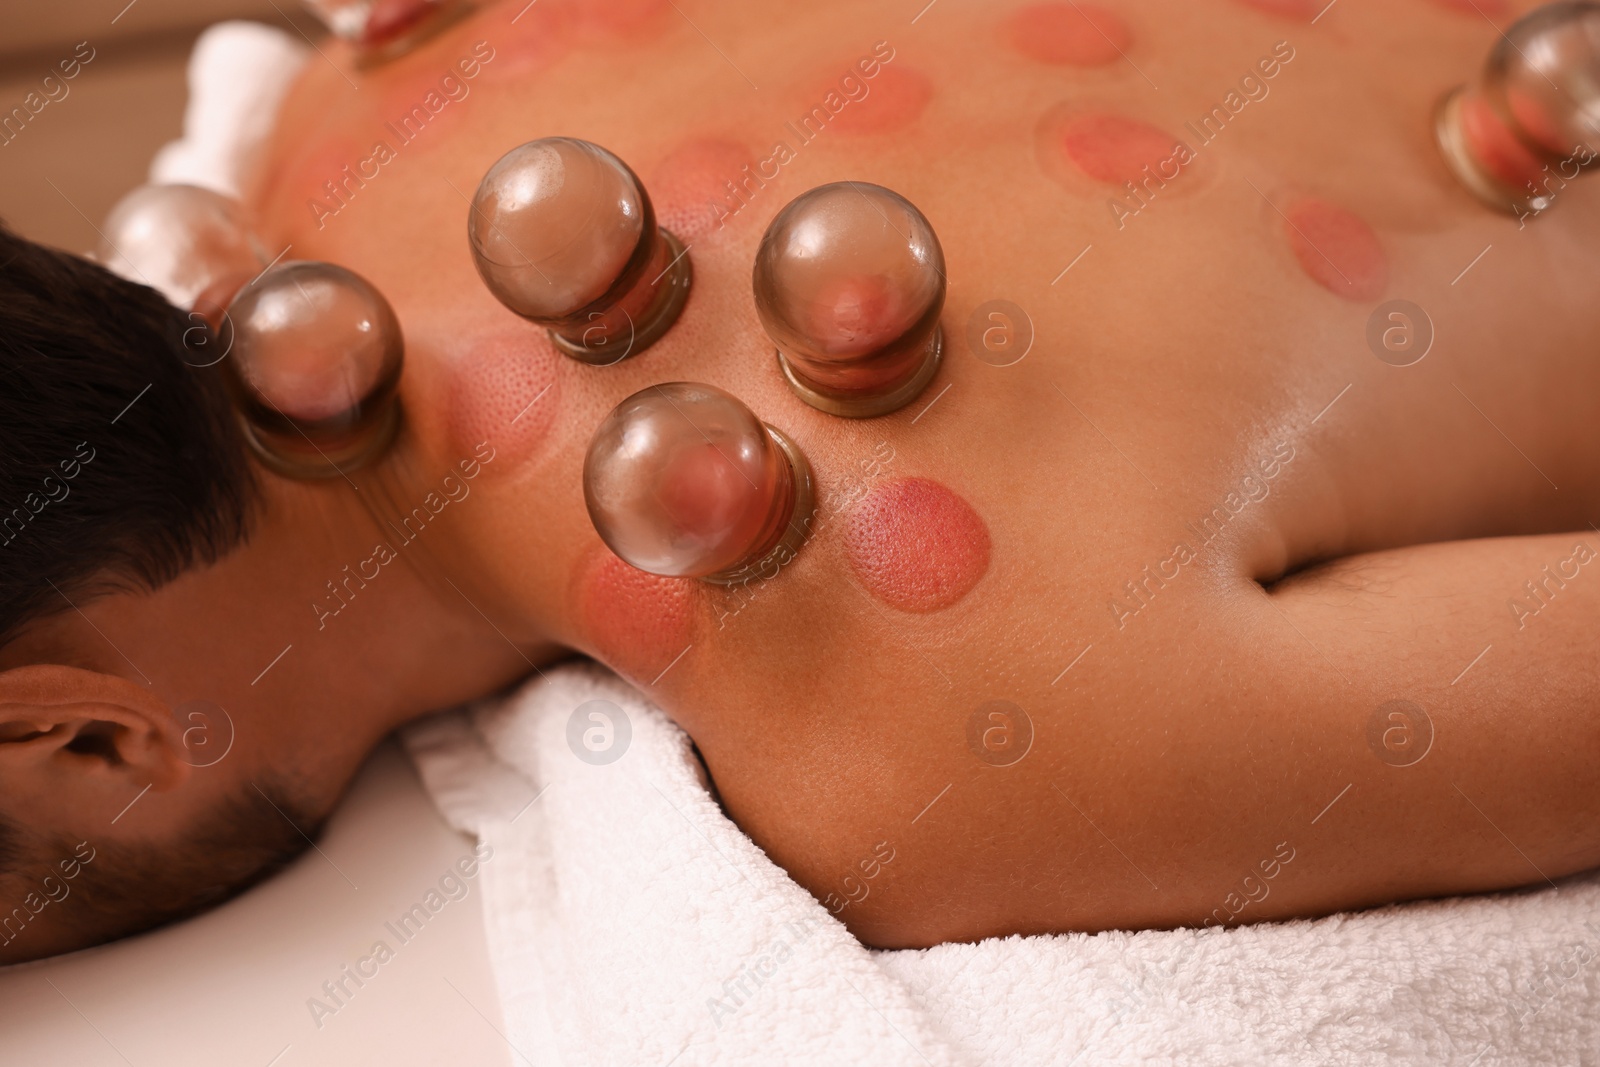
0, 205, 552, 964
0, 222, 324, 963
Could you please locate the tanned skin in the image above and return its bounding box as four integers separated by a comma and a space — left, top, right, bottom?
6, 0, 1596, 958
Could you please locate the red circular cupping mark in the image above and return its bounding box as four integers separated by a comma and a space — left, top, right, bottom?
1007, 3, 1134, 67
842, 477, 991, 613
1059, 113, 1185, 185
1281, 197, 1388, 302
648, 137, 754, 241
575, 548, 697, 682
445, 330, 562, 471
827, 65, 934, 135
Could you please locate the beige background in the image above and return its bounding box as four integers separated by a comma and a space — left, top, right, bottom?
0, 0, 320, 251
0, 744, 516, 1067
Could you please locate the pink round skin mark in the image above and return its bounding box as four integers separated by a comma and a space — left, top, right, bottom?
1282, 198, 1388, 302
1059, 113, 1185, 185
649, 137, 753, 241
1007, 3, 1133, 67
575, 548, 696, 681
446, 330, 561, 471
827, 65, 934, 135
842, 477, 991, 613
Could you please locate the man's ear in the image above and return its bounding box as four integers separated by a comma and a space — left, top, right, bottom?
0, 664, 190, 793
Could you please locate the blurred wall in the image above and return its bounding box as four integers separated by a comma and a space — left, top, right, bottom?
0, 0, 322, 252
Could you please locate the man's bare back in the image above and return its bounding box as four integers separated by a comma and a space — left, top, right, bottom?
250, 0, 1600, 947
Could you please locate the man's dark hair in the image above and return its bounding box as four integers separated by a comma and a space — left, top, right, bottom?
0, 219, 255, 644
0, 222, 299, 962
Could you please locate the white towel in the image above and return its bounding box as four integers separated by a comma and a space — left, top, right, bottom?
405, 665, 1600, 1066
147, 21, 309, 199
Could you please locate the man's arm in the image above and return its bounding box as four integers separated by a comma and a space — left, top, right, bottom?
830, 531, 1600, 947
1241, 530, 1600, 921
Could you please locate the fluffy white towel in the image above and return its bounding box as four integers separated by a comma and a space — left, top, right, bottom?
147, 21, 308, 198
404, 664, 1600, 1066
